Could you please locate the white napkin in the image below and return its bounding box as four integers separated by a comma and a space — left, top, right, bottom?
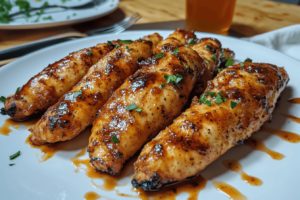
242, 24, 300, 60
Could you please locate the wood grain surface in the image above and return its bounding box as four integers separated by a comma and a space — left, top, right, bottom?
0, 0, 300, 50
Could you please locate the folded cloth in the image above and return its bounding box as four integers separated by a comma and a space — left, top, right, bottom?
242, 24, 300, 60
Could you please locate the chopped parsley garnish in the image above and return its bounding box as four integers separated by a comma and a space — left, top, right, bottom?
115, 44, 120, 48
9, 164, 15, 166
126, 102, 142, 112
0, 0, 12, 23
218, 68, 222, 73
43, 16, 52, 20
135, 108, 143, 112
120, 40, 133, 44
160, 83, 165, 88
73, 13, 76, 16
139, 38, 141, 40
231, 101, 238, 109
126, 102, 138, 110
188, 39, 196, 45
240, 62, 244, 66
199, 94, 211, 106
211, 55, 216, 62
107, 41, 112, 45
172, 49, 180, 56
61, 0, 71, 3
225, 57, 234, 67
245, 58, 252, 62
16, 0, 31, 18
112, 135, 119, 144
206, 91, 215, 96
184, 64, 189, 72
10, 151, 20, 160
185, 44, 189, 47
0, 96, 6, 103
15, 87, 20, 94
205, 59, 210, 64
156, 53, 164, 58
87, 51, 93, 55
73, 90, 82, 98
164, 74, 183, 89
126, 46, 133, 51
215, 92, 227, 104
142, 41, 145, 43
205, 45, 213, 50
42, 2, 49, 7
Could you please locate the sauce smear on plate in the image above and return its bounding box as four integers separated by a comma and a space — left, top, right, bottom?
213, 181, 247, 200
222, 159, 263, 186
0, 118, 37, 136
244, 137, 285, 160
282, 114, 300, 124
288, 98, 300, 104
260, 127, 300, 143
84, 192, 101, 200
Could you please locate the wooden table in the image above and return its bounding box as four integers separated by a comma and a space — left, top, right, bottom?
1, 0, 300, 50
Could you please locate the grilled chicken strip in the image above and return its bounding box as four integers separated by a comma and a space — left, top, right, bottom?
190, 38, 222, 97
30, 34, 162, 145
88, 31, 206, 175
1, 43, 113, 121
132, 62, 289, 191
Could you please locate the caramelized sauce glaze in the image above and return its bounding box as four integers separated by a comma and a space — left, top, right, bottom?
222, 160, 263, 186
244, 137, 285, 160
213, 181, 247, 200
133, 175, 207, 200
0, 118, 38, 136
260, 127, 300, 143
288, 98, 300, 104
282, 114, 300, 124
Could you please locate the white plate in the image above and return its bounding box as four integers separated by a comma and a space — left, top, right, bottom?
0, 0, 119, 29
0, 30, 300, 200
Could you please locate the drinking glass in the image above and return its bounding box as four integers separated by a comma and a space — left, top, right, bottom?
186, 0, 236, 34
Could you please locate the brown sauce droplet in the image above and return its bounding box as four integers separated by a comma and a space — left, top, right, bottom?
213, 181, 247, 200
26, 134, 67, 163
282, 114, 300, 124
260, 127, 300, 143
133, 175, 207, 200
0, 118, 38, 136
288, 98, 300, 104
244, 137, 285, 160
222, 160, 263, 186
84, 192, 101, 200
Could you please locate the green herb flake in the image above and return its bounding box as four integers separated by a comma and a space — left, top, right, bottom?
205, 59, 210, 64
73, 90, 82, 98
10, 151, 20, 160
240, 62, 244, 66
126, 46, 133, 51
135, 108, 143, 112
43, 16, 52, 20
211, 55, 216, 62
225, 57, 234, 67
126, 102, 138, 111
231, 101, 238, 109
0, 96, 6, 103
156, 53, 164, 58
204, 100, 211, 106
73, 13, 76, 16
115, 44, 120, 48
245, 58, 252, 62
184, 64, 190, 72
199, 93, 206, 103
15, 87, 20, 94
215, 92, 226, 104
112, 135, 119, 144
42, 2, 49, 7
9, 164, 15, 166
87, 51, 93, 55
0, 0, 12, 23
172, 49, 180, 56
164, 74, 183, 89
206, 45, 213, 50
107, 41, 112, 45
188, 39, 196, 45
139, 38, 141, 41
120, 40, 133, 44
66, 16, 70, 20
218, 68, 222, 73
142, 41, 145, 43
160, 83, 165, 88
206, 91, 215, 96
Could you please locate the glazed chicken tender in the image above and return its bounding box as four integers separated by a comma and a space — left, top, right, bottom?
1, 43, 113, 121
30, 34, 162, 145
132, 62, 289, 191
88, 30, 206, 175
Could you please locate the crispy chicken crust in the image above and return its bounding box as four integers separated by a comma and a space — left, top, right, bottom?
132, 62, 289, 191
87, 31, 213, 175
1, 43, 113, 121
30, 34, 162, 145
